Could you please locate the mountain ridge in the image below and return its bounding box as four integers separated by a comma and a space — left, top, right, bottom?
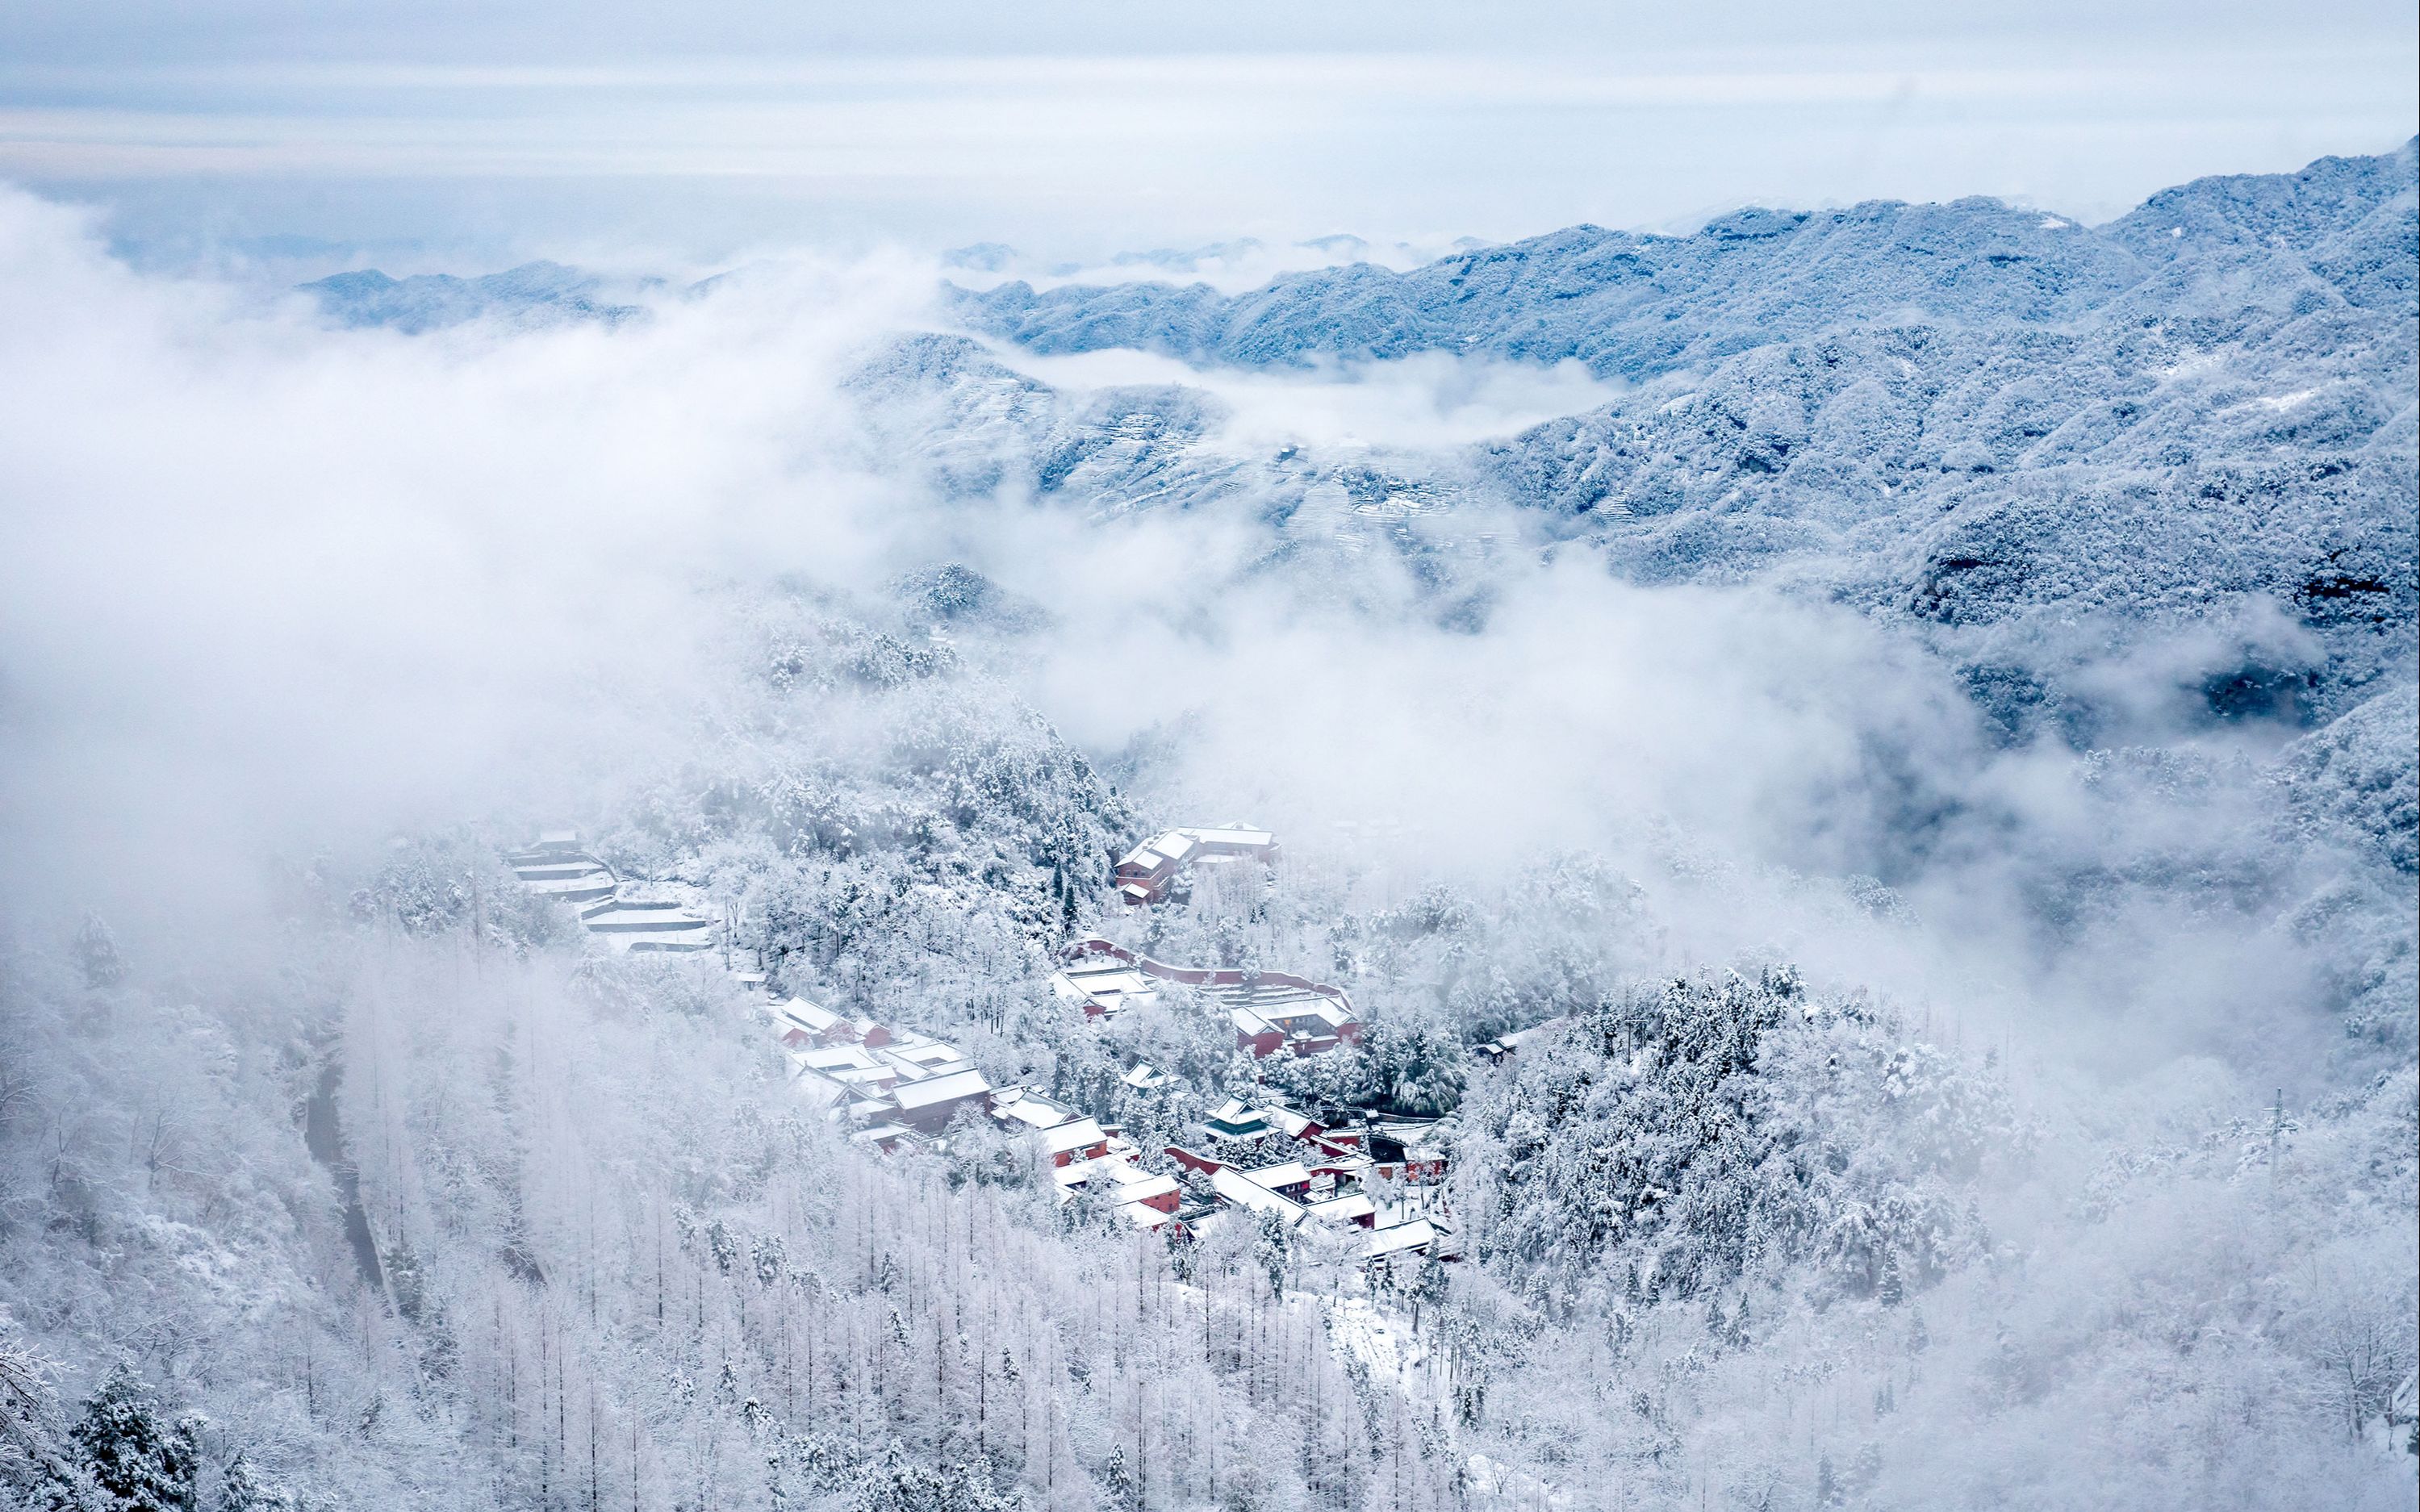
953, 140, 2418, 378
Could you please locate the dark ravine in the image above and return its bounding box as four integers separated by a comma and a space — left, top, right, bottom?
301, 1056, 386, 1295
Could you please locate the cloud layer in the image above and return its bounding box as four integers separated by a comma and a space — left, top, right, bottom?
0, 188, 2380, 1099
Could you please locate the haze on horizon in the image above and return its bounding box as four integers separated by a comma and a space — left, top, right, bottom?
0, 0, 2412, 266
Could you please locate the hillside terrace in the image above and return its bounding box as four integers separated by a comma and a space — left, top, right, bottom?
504, 834, 619, 903
508, 831, 719, 951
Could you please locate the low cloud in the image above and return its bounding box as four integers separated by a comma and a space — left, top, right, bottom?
0, 187, 2367, 1092
997, 345, 1624, 449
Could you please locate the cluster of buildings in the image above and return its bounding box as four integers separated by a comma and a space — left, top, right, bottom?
1051, 936, 1361, 1058
761, 996, 1448, 1259
1174, 1095, 1452, 1261
1111, 825, 1279, 906
754, 992, 1432, 1258
767, 997, 995, 1141
507, 825, 1452, 1263
764, 995, 1187, 1234
506, 833, 720, 953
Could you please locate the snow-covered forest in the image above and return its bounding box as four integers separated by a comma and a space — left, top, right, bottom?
0, 138, 2414, 1512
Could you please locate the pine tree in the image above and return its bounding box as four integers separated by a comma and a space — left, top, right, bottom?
73, 915, 126, 991
1252, 1210, 1291, 1297
1099, 1445, 1138, 1512
1409, 1252, 1448, 1334
68, 1366, 196, 1512
216, 1453, 294, 1512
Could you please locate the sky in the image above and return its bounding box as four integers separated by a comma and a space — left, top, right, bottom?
0, 0, 2411, 267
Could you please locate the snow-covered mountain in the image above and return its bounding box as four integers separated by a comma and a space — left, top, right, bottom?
935, 142, 2417, 740
299, 261, 650, 333
957, 145, 2414, 378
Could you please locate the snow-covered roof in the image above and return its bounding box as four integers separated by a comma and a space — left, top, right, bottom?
1184, 825, 1276, 850
1069, 963, 1155, 994
1304, 1192, 1376, 1225
577, 898, 716, 942
1117, 1200, 1177, 1230
993, 1089, 1076, 1130
889, 1067, 992, 1112
522, 872, 617, 902
772, 997, 848, 1035
1042, 1117, 1109, 1156
1112, 1173, 1180, 1205
1362, 1219, 1437, 1259
1116, 825, 1275, 876
1211, 1167, 1306, 1224
797, 1044, 883, 1074
514, 858, 610, 882
1203, 1100, 1271, 1140
1239, 1161, 1310, 1192
1116, 837, 1178, 872
578, 895, 685, 920
1227, 994, 1356, 1039
1122, 1062, 1171, 1089
791, 1070, 849, 1109
879, 1042, 969, 1076
1050, 963, 1158, 1015
1262, 1105, 1317, 1139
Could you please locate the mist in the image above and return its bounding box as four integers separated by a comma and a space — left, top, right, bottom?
0, 126, 2412, 1512
0, 178, 2380, 1084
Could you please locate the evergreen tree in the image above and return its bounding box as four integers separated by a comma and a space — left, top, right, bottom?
1408, 1252, 1449, 1334
1252, 1210, 1292, 1297
1097, 1446, 1137, 1512
73, 915, 126, 991
68, 1366, 195, 1512
215, 1453, 294, 1512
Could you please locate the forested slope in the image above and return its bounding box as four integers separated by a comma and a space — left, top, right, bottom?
1, 142, 2412, 1512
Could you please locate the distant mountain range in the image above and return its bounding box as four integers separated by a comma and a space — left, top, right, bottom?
299, 261, 649, 333
299, 143, 2418, 757
955, 145, 2414, 378
937, 140, 2418, 744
